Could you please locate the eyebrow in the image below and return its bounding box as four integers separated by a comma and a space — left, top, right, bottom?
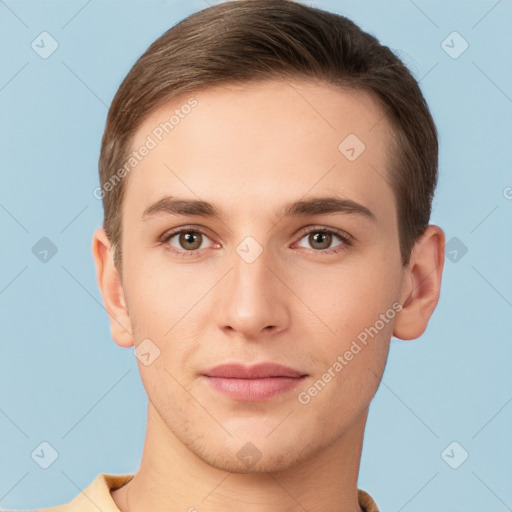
142, 195, 376, 222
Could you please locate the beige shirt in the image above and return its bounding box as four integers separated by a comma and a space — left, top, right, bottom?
11, 473, 380, 512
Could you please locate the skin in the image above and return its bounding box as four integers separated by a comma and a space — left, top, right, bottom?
92, 78, 445, 512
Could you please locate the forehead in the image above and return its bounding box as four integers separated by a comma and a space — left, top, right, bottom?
124, 78, 396, 224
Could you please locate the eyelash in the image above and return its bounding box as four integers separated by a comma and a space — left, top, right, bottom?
159, 225, 353, 258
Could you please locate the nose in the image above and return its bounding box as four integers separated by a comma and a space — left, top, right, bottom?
216, 241, 290, 341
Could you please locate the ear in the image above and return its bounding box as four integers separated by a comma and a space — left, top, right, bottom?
393, 225, 445, 340
91, 227, 134, 348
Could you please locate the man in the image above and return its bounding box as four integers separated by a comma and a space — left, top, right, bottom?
22, 0, 445, 510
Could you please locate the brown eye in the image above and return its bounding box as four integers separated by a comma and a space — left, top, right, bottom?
308, 231, 332, 250
177, 231, 203, 250
294, 227, 352, 255
161, 226, 219, 258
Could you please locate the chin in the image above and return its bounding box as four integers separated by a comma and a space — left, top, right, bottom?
186, 431, 321, 475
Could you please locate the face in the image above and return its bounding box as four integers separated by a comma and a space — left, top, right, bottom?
110, 79, 408, 472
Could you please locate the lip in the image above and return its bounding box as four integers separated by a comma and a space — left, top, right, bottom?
202, 362, 305, 379
201, 363, 308, 402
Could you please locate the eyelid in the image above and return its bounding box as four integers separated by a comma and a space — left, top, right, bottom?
159, 224, 214, 243
291, 225, 353, 256
294, 224, 354, 244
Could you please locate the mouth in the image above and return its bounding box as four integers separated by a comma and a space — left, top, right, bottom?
201, 362, 308, 401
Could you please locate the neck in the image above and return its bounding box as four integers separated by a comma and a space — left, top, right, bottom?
112, 403, 368, 512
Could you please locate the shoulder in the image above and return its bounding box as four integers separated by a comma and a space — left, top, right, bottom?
0, 473, 134, 512
358, 488, 380, 512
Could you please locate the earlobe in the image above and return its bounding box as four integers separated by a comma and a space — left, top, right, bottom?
91, 227, 134, 348
393, 225, 445, 341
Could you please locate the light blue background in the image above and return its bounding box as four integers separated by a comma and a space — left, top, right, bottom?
1, 0, 511, 510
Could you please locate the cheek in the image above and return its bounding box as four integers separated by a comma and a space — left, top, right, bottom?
292, 257, 398, 397
291, 255, 400, 331
124, 257, 210, 378
300, 304, 392, 422
125, 253, 208, 331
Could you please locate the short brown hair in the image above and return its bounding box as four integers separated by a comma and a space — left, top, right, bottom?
98, 0, 438, 271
